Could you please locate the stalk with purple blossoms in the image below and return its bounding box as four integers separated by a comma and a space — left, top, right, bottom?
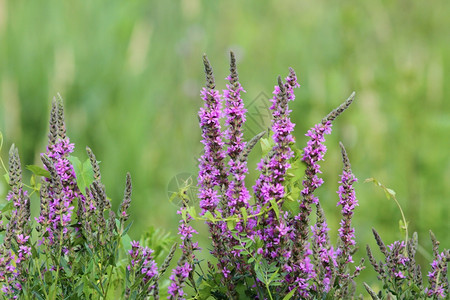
126, 241, 159, 298
335, 142, 365, 297
168, 181, 199, 299
36, 97, 82, 254
426, 231, 449, 299
0, 145, 31, 298
252, 70, 299, 266
287, 93, 355, 297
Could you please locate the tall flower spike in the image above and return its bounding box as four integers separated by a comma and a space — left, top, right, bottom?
198, 54, 226, 214
219, 51, 252, 282
426, 231, 449, 299
335, 142, 360, 296
294, 92, 356, 245
169, 186, 198, 300
287, 92, 355, 297
252, 70, 299, 278
1, 147, 31, 299
224, 50, 250, 217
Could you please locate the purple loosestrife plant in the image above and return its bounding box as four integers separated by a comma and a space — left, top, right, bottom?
168, 184, 199, 300
365, 220, 449, 298
0, 52, 448, 300
0, 97, 177, 299
125, 241, 159, 298
190, 53, 364, 299
363, 179, 449, 299
426, 231, 449, 299
252, 70, 298, 266
334, 142, 365, 298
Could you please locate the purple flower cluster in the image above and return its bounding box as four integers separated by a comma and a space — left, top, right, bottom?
193, 54, 362, 298
168, 262, 192, 299
127, 241, 158, 293
385, 241, 409, 279
36, 99, 84, 250
426, 252, 449, 299
168, 195, 199, 298
426, 232, 449, 299
223, 52, 250, 218
366, 228, 449, 299
197, 56, 226, 215
300, 121, 332, 211
335, 143, 360, 283
252, 70, 299, 266
0, 145, 32, 298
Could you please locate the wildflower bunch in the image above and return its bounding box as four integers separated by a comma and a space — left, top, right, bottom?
0, 97, 176, 299
0, 52, 447, 300
189, 52, 365, 299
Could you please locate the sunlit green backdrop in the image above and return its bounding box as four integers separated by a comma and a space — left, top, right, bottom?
1, 0, 449, 296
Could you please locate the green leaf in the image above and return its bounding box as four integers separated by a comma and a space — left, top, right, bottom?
386, 188, 396, 197
269, 199, 280, 220
186, 206, 197, 219
0, 201, 14, 213
260, 137, 274, 156
26, 165, 51, 178
282, 196, 300, 216
226, 219, 237, 230
121, 234, 132, 253
60, 256, 73, 277
68, 156, 95, 196
282, 287, 297, 300
204, 211, 215, 222
32, 291, 45, 300
0, 131, 3, 151
268, 269, 279, 283
240, 207, 248, 226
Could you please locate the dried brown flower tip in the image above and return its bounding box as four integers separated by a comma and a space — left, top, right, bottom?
119, 172, 133, 221
56, 94, 67, 139
339, 142, 351, 172
86, 146, 101, 182
372, 228, 388, 257
277, 75, 286, 93
48, 98, 59, 146
8, 145, 22, 192
322, 91, 355, 124
158, 243, 178, 280
366, 245, 381, 275
239, 131, 266, 163
229, 51, 238, 84
203, 54, 215, 89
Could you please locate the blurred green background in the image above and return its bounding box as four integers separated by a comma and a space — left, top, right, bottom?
0, 0, 449, 296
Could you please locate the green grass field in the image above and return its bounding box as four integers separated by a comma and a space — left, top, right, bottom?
1, 0, 449, 296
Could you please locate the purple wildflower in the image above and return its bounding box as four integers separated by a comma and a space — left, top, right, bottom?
335, 143, 358, 270
36, 98, 83, 249
426, 231, 449, 299
197, 55, 227, 215
252, 69, 299, 265
168, 262, 192, 300
223, 51, 250, 218
127, 241, 159, 295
